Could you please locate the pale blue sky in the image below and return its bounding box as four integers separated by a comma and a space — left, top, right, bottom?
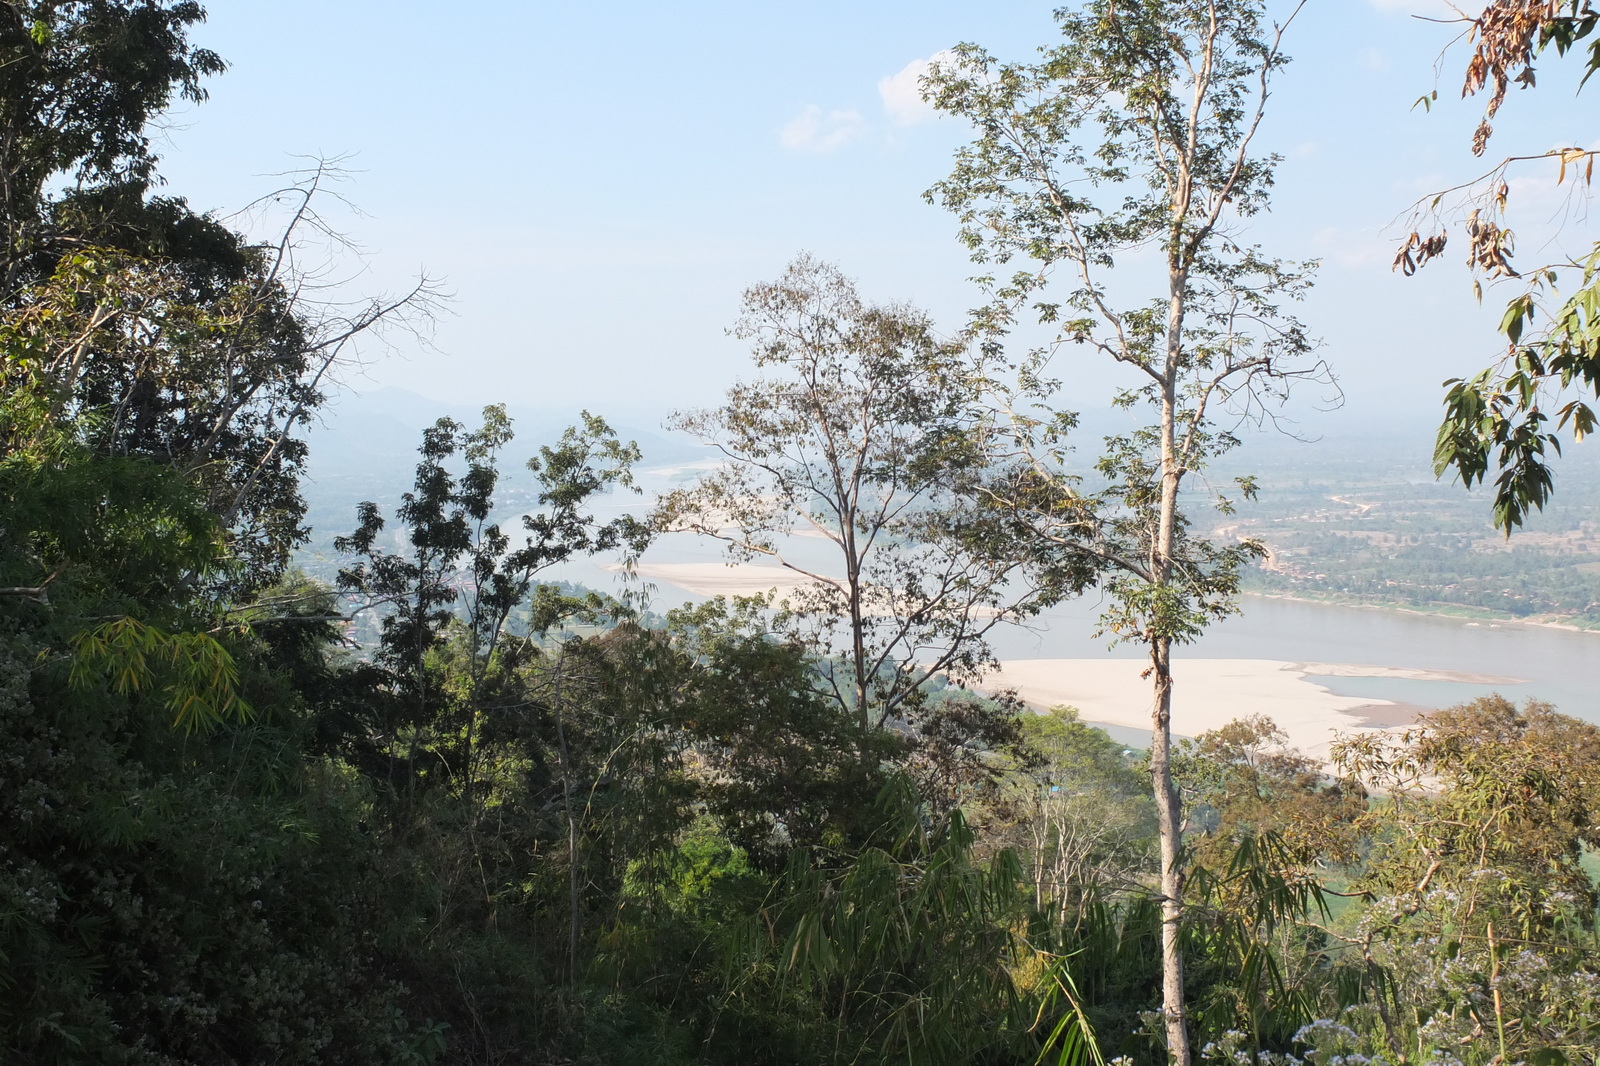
152, 1, 1596, 433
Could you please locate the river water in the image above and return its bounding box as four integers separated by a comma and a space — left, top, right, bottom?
578, 459, 1600, 729
310, 396, 1600, 725
988, 592, 1600, 723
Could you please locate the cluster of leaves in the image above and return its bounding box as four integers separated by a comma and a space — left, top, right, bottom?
1410, 1, 1600, 534
979, 693, 1600, 1066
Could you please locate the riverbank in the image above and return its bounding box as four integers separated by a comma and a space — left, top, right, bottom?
983, 658, 1440, 760
631, 563, 1600, 637
619, 561, 1587, 737
1243, 589, 1600, 635
628, 561, 815, 598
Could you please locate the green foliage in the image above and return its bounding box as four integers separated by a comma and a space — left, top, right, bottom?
0, 5, 367, 583
14, 6, 1600, 1066
1179, 715, 1366, 866
0, 212, 343, 586
0, 637, 418, 1065
1020, 706, 1146, 797
658, 254, 1059, 731
665, 597, 892, 867
69, 615, 251, 731
1437, 247, 1600, 533
722, 780, 1098, 1066
0, 446, 225, 616
1335, 695, 1600, 934
336, 404, 646, 691
332, 404, 649, 820
924, 0, 1326, 651
1183, 696, 1600, 1066
0, 0, 224, 285
1420, 2, 1600, 533
1002, 707, 1156, 908
1184, 832, 1334, 1055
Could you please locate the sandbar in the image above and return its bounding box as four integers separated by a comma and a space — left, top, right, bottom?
985, 658, 1410, 760
623, 563, 1440, 759
628, 561, 819, 598
1292, 662, 1526, 685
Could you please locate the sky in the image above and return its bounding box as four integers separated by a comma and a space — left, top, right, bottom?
149, 0, 1598, 438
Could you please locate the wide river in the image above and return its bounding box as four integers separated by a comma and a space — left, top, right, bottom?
987, 592, 1600, 723
577, 462, 1600, 729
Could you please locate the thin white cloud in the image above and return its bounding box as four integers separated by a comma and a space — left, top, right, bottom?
779, 105, 867, 153
1311, 225, 1395, 269
878, 50, 956, 126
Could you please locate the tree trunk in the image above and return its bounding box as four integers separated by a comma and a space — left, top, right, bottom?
1149, 633, 1189, 1066
1154, 305, 1191, 1064
845, 523, 871, 732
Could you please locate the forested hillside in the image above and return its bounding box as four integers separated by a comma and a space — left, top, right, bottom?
4, 3, 1600, 1066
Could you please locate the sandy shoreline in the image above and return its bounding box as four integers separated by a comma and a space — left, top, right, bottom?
626, 561, 818, 598
1290, 661, 1526, 685
623, 561, 1000, 617
629, 564, 1596, 644
1343, 702, 1430, 729
984, 658, 1406, 760
621, 564, 1502, 757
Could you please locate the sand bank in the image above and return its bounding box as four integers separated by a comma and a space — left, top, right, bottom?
985, 658, 1408, 760
628, 561, 819, 598
1292, 662, 1525, 685
624, 566, 1431, 758
628, 561, 1002, 618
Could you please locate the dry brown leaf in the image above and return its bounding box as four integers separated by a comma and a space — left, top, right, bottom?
1393, 231, 1450, 275
1462, 0, 1563, 153
1465, 208, 1520, 278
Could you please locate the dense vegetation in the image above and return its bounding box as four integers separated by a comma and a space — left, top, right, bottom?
3, 3, 1600, 1066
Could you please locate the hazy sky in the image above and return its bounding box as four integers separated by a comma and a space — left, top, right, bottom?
151, 1, 1596, 433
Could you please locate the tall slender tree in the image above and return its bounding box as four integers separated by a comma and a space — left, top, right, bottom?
925, 3, 1328, 1061
657, 255, 1071, 732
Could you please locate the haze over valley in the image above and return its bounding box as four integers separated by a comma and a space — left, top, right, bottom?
7, 3, 1600, 1065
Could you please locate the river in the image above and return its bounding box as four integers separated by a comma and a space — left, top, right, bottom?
987, 592, 1600, 723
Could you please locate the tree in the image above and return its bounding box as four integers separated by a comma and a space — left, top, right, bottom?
335, 404, 648, 807
1180, 714, 1364, 867
18, 164, 441, 584
1334, 696, 1600, 933
1330, 696, 1600, 1063
1401, 2, 1600, 532
1006, 706, 1154, 912
924, 3, 1326, 1061
657, 255, 1067, 733
663, 596, 892, 868
0, 0, 224, 293
0, 3, 438, 587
